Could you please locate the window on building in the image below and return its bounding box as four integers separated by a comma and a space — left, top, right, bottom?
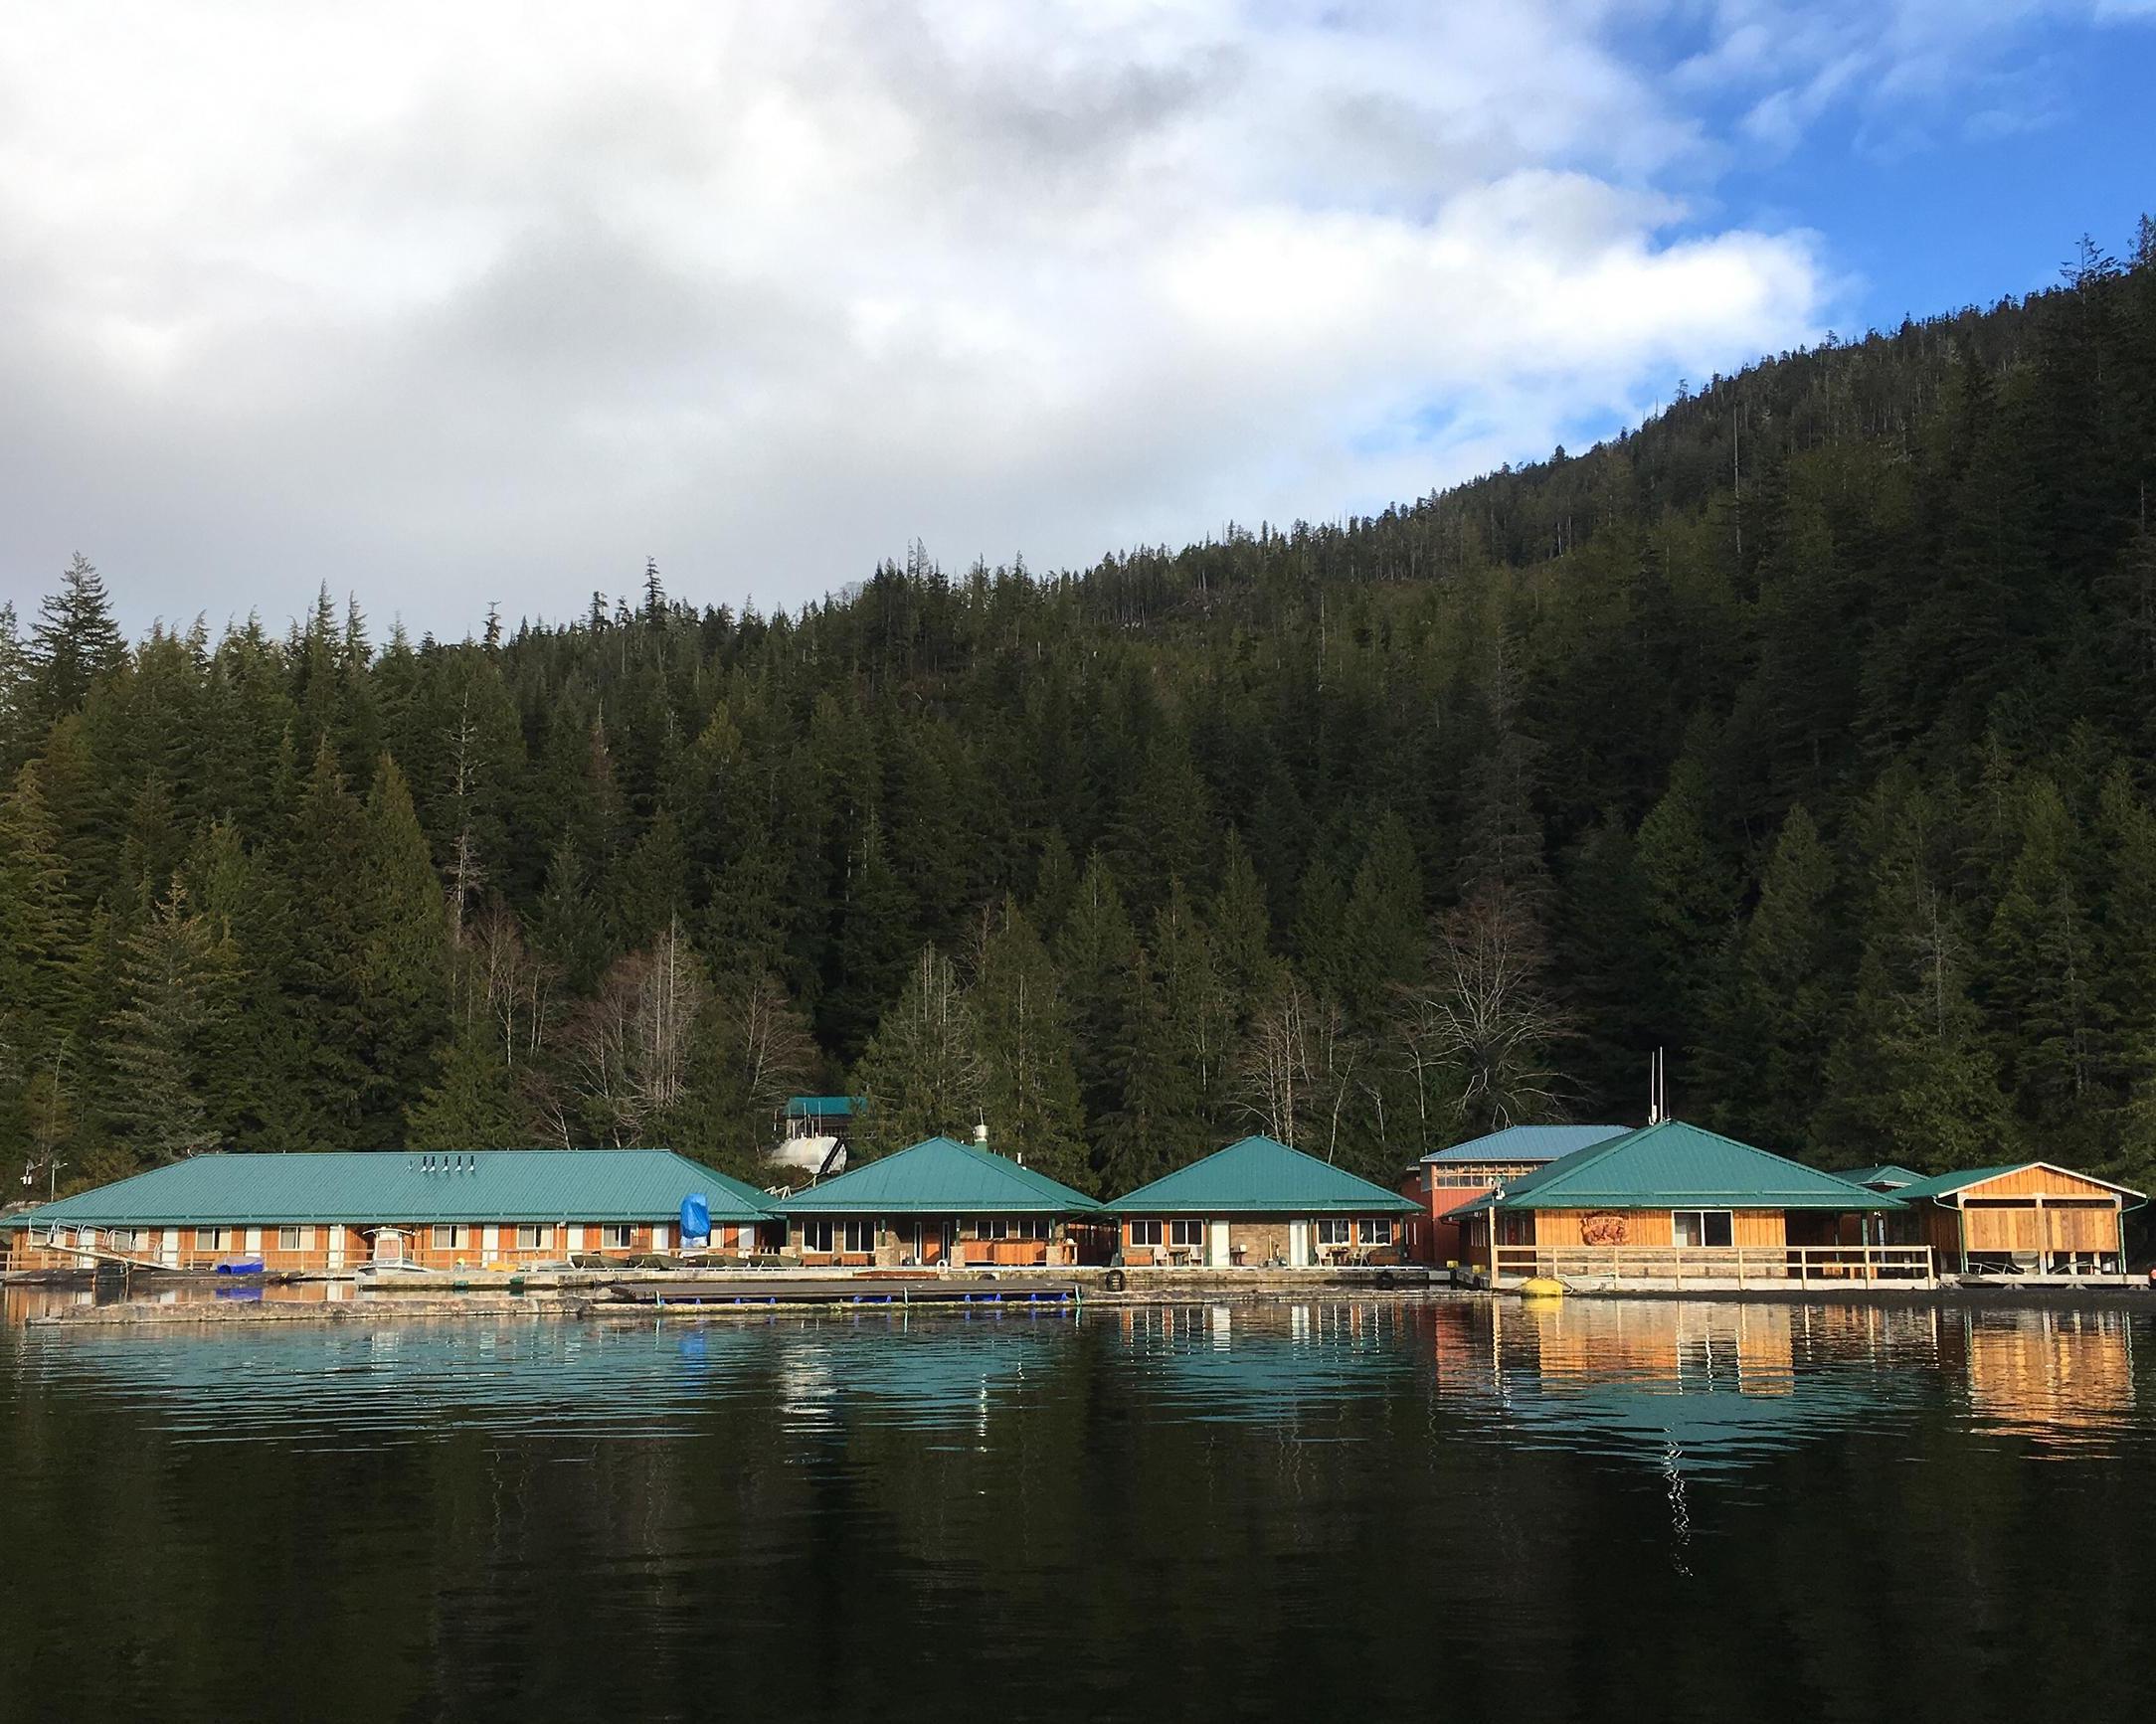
1672, 1210, 1734, 1248
1433, 1163, 1538, 1188
840, 1219, 874, 1254
1168, 1219, 1205, 1249
1361, 1218, 1393, 1246
599, 1224, 634, 1250
1315, 1218, 1351, 1247
277, 1227, 305, 1253
195, 1227, 234, 1251
802, 1220, 834, 1254
515, 1224, 548, 1250
106, 1229, 136, 1251
432, 1225, 472, 1250
978, 1216, 1050, 1241
1130, 1220, 1163, 1247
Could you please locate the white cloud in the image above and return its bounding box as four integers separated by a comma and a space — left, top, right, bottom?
1681, 1, 2148, 158
0, 0, 2078, 633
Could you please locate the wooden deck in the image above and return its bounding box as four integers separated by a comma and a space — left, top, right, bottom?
1493, 1243, 1937, 1288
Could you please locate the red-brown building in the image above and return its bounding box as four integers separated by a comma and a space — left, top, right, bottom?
1400, 1124, 1629, 1266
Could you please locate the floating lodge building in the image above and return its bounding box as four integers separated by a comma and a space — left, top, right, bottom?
1104, 1136, 1416, 1268
765, 1134, 1103, 1268
0, 1121, 2143, 1286
1445, 1122, 2144, 1285
0, 1149, 771, 1275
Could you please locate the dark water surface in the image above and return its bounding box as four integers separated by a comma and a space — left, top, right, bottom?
2, 1293, 2150, 1723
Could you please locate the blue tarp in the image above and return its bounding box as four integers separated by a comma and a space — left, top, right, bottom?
679, 1193, 710, 1245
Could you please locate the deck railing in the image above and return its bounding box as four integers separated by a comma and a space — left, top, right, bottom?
7, 1229, 650, 1277
1493, 1243, 1935, 1284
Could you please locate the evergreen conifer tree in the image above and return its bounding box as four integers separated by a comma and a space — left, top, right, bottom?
973, 903, 1090, 1189
850, 948, 985, 1157
105, 881, 236, 1166
30, 553, 125, 722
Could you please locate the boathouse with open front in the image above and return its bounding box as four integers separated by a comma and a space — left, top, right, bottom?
1446, 1121, 1919, 1285
1400, 1124, 1631, 1267
1105, 1135, 1419, 1268
0, 1149, 774, 1274
766, 1134, 1104, 1268
1886, 1162, 2144, 1278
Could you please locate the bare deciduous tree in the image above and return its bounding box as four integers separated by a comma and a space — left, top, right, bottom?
444, 692, 486, 942
728, 969, 815, 1132
560, 915, 708, 1144
462, 902, 554, 1068
1398, 884, 1570, 1136
1231, 974, 1363, 1161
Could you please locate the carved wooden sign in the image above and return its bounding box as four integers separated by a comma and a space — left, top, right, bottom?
1578, 1211, 1628, 1246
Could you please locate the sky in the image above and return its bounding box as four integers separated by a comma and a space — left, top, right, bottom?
2, 1, 2152, 639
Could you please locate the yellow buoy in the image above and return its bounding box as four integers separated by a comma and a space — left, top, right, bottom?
1518, 1277, 1566, 1298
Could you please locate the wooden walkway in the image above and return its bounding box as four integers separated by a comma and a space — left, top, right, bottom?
595, 1277, 1082, 1309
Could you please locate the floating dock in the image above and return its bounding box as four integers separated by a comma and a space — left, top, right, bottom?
594, 1276, 1082, 1311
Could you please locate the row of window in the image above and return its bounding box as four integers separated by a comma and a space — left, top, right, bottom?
165, 1224, 646, 1254
795, 1218, 1057, 1252
1430, 1164, 1543, 1187
1128, 1218, 1396, 1247
973, 1217, 1051, 1241
1129, 1219, 1208, 1249
801, 1220, 875, 1255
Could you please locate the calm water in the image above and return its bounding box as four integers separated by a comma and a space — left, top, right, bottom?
1, 1293, 2150, 1723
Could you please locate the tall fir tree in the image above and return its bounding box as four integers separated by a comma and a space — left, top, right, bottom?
30, 553, 126, 723
850, 948, 986, 1158
103, 880, 237, 1170
973, 903, 1090, 1189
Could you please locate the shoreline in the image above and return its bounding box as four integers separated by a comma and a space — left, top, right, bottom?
14, 1275, 2154, 1327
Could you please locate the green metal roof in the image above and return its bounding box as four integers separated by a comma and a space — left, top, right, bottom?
1104, 1136, 1419, 1215
785, 1096, 860, 1119
1, 1150, 773, 1229
1447, 1121, 1902, 1217
1886, 1163, 2028, 1201
1887, 1161, 2145, 1202
1836, 1163, 1926, 1190
768, 1136, 1102, 1215
1421, 1124, 1630, 1164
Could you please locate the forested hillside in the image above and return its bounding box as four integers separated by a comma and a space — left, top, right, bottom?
5, 222, 2155, 1200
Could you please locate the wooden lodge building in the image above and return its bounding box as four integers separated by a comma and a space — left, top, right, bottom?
1105, 1136, 1418, 1268
0, 1149, 773, 1275
1886, 1162, 2143, 1277
1448, 1121, 1921, 1285
1401, 1124, 1629, 1267
767, 1134, 1104, 1268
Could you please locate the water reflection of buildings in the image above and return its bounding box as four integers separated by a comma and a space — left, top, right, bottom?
1424, 1295, 2142, 1472
1941, 1307, 2137, 1443
1506, 1298, 1800, 1395
1432, 1296, 1956, 1479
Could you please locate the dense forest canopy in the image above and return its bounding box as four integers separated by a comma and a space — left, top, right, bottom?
4, 220, 2156, 1200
